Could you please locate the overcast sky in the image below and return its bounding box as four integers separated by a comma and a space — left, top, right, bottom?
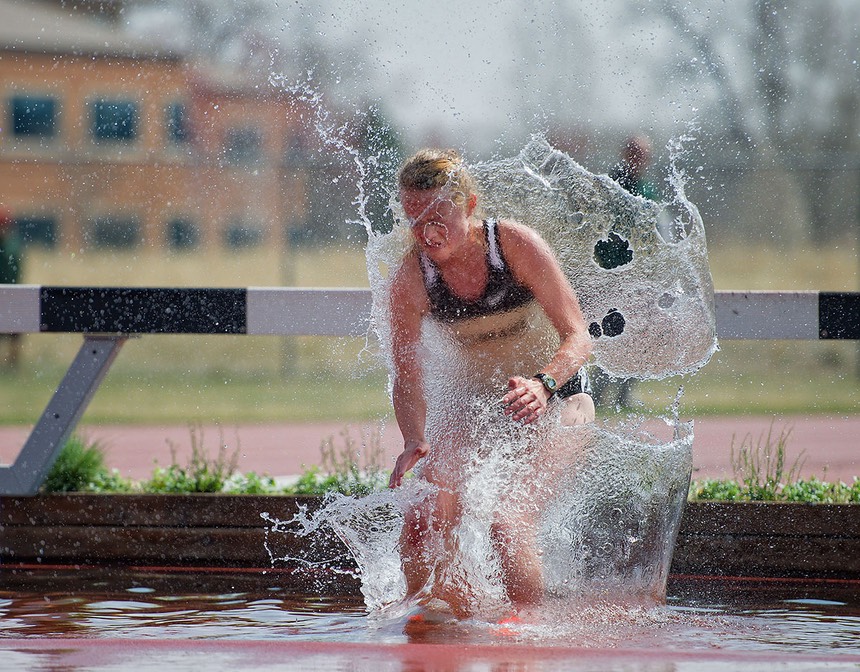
275, 1, 700, 155
128, 1, 717, 160
127, 0, 859, 171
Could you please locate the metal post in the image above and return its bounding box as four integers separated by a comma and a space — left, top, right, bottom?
0, 335, 126, 495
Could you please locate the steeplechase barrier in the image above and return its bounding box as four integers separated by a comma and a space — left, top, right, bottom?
0, 286, 858, 495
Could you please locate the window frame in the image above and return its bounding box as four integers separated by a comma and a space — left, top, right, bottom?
222, 126, 264, 166
87, 214, 142, 249
13, 214, 59, 248
222, 217, 265, 249
166, 217, 200, 250
165, 100, 191, 146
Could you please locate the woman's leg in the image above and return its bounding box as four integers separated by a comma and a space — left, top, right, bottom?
399, 482, 464, 603
493, 403, 593, 607
491, 516, 543, 605
400, 502, 433, 597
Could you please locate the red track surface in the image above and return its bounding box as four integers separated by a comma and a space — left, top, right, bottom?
1, 414, 858, 481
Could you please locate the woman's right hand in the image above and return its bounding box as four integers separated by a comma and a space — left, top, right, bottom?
389, 439, 430, 488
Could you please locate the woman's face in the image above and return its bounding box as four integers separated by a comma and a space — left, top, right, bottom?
401, 188, 472, 260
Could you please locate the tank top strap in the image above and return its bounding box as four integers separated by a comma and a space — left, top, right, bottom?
419, 249, 438, 285
485, 219, 504, 271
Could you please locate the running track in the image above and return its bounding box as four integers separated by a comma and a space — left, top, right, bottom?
0, 415, 857, 483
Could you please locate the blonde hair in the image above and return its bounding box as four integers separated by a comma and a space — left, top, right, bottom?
397, 148, 477, 206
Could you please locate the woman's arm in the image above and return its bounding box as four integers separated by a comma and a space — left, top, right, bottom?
498, 220, 593, 423
388, 256, 431, 487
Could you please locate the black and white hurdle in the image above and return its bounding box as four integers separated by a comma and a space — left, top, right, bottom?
2, 286, 373, 337
1, 285, 858, 495
4, 285, 858, 338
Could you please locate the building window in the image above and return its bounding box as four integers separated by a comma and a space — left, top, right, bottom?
88, 216, 140, 249
166, 218, 199, 249
223, 221, 264, 248
91, 100, 138, 142
223, 127, 262, 165
15, 216, 57, 248
10, 96, 57, 138
165, 102, 191, 144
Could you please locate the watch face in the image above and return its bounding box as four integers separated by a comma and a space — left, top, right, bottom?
537, 374, 557, 392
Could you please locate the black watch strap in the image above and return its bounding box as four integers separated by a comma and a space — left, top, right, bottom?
534, 373, 557, 394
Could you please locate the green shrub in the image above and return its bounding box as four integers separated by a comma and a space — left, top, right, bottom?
42, 435, 107, 493
224, 472, 280, 495
688, 423, 859, 504
42, 435, 133, 493
688, 478, 744, 502
141, 425, 238, 494
86, 468, 135, 493
730, 422, 803, 501
690, 476, 860, 504
41, 424, 389, 496
781, 477, 860, 504
283, 426, 388, 496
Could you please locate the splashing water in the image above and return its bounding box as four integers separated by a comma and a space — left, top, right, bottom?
540, 421, 693, 603
472, 137, 716, 379
265, 120, 716, 626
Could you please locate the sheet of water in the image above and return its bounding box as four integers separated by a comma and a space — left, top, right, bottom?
367, 137, 717, 380
266, 137, 716, 618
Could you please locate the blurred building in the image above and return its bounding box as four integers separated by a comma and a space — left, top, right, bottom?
0, 0, 313, 252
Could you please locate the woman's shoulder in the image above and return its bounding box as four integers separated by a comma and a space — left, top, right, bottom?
392, 248, 422, 281
494, 218, 551, 257
390, 250, 429, 311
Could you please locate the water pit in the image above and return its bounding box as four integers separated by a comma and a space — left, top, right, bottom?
1, 570, 860, 671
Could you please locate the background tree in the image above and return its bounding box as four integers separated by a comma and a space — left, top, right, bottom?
649, 0, 860, 241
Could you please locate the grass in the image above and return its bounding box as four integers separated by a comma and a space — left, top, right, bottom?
21, 244, 371, 289
43, 428, 389, 496
689, 422, 860, 503
282, 425, 389, 496
2, 239, 858, 425
636, 340, 860, 416
705, 239, 858, 292
690, 475, 860, 503
0, 366, 391, 425
143, 425, 240, 493
41, 434, 110, 493
729, 423, 804, 500
48, 426, 859, 502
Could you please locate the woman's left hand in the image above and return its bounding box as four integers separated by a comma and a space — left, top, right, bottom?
502, 376, 551, 424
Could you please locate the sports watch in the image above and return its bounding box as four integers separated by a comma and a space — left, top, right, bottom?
533, 373, 557, 395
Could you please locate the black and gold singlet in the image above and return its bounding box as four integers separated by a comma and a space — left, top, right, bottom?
418, 218, 590, 398
419, 219, 533, 321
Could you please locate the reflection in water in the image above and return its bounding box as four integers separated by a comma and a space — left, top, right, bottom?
0, 590, 365, 640
1, 578, 860, 663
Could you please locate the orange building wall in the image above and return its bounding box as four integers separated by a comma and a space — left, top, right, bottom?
0, 49, 307, 252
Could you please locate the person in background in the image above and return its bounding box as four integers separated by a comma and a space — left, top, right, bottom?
593, 135, 658, 409
0, 209, 23, 371
610, 135, 657, 201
